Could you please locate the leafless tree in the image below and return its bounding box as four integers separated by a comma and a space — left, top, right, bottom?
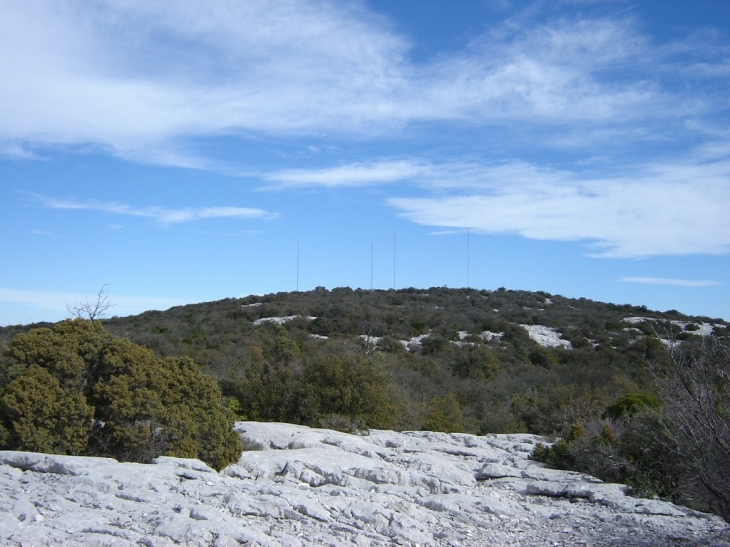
653, 335, 730, 520
67, 285, 115, 321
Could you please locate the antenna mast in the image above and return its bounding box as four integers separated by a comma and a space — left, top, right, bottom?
296, 240, 300, 292
467, 228, 471, 289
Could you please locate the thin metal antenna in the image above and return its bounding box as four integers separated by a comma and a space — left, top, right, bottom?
467, 228, 471, 289
296, 240, 300, 292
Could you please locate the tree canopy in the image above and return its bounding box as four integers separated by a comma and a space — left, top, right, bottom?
0, 320, 241, 470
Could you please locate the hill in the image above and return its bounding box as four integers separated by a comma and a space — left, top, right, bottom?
2, 286, 729, 519
3, 287, 727, 435
83, 286, 723, 432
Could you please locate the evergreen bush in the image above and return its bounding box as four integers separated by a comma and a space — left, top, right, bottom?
0, 320, 241, 470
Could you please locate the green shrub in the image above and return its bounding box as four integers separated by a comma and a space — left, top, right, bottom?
477, 411, 527, 435
532, 411, 683, 503
528, 347, 557, 369
424, 393, 464, 433
603, 392, 660, 420
318, 413, 367, 434
301, 341, 399, 429
532, 439, 573, 468
0, 320, 241, 470
1, 364, 93, 455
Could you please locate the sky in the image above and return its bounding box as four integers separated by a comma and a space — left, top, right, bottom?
1, 0, 729, 326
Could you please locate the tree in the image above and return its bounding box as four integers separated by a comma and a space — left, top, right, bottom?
301, 340, 399, 429
66, 284, 115, 321
1, 365, 93, 454
0, 320, 241, 470
424, 392, 464, 433
654, 337, 730, 520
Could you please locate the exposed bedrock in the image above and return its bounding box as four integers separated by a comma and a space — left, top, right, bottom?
1, 422, 728, 546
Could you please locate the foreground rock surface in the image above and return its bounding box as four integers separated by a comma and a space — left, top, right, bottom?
0, 422, 727, 546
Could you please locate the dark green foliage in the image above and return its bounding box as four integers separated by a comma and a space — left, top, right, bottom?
301, 341, 399, 429
0, 320, 241, 470
4, 287, 725, 518
424, 392, 464, 433
532, 411, 682, 501
421, 334, 448, 355
87, 290, 725, 441
450, 346, 500, 381
528, 347, 557, 369
1, 365, 93, 455
532, 439, 571, 468
221, 335, 400, 430
603, 392, 660, 420
511, 383, 598, 435
532, 354, 730, 523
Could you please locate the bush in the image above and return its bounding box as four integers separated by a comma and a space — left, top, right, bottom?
654, 338, 730, 520
603, 392, 660, 420
0, 320, 241, 470
301, 340, 399, 429
531, 408, 686, 506
424, 393, 464, 433
511, 384, 594, 435
477, 411, 527, 435
317, 413, 367, 434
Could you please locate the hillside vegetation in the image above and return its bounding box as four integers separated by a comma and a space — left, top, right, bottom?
92, 287, 727, 435
1, 286, 728, 518
0, 320, 241, 470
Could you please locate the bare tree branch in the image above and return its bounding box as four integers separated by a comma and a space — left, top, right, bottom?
66, 285, 115, 321
652, 335, 730, 520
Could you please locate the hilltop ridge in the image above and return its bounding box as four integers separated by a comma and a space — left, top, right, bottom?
2, 287, 728, 520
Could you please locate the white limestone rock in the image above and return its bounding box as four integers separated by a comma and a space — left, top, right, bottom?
476, 463, 523, 479
0, 423, 728, 547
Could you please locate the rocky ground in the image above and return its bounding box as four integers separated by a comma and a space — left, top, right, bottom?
1, 422, 728, 546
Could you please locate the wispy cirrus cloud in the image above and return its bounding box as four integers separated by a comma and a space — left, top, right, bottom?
31, 229, 59, 238
263, 159, 567, 190
258, 139, 730, 259
375, 146, 730, 259
0, 142, 41, 160
0, 1, 727, 166
264, 160, 432, 188
618, 277, 722, 288
40, 197, 278, 225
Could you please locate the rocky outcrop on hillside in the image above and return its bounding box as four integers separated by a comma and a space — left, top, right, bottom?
1, 422, 728, 546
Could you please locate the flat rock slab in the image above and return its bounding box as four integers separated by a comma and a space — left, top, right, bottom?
0, 422, 727, 546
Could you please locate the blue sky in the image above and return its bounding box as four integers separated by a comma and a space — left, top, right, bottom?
1, 0, 729, 325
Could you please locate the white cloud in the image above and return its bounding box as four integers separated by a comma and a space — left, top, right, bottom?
258, 141, 730, 258
0, 143, 40, 159
419, 17, 662, 123
384, 150, 730, 258
265, 161, 431, 188
0, 288, 184, 317
618, 277, 722, 287
40, 197, 278, 225
264, 159, 566, 190
0, 0, 409, 163
0, 1, 725, 165
31, 229, 58, 238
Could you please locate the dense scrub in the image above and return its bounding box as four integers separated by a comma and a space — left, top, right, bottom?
0, 320, 241, 470
1, 287, 728, 518
533, 338, 730, 521
91, 286, 729, 437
